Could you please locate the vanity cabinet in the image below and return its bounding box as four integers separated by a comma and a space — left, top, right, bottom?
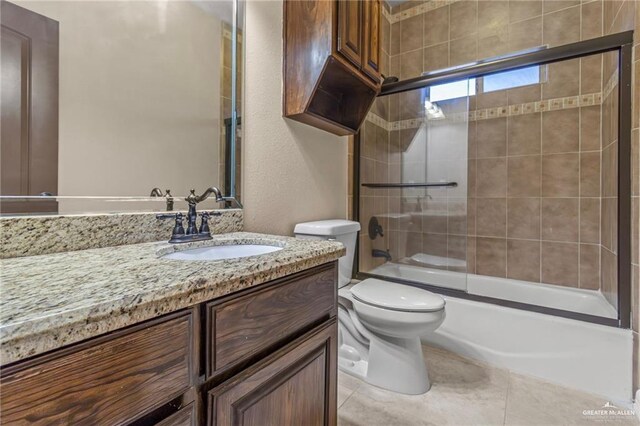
0, 262, 338, 426
283, 0, 382, 136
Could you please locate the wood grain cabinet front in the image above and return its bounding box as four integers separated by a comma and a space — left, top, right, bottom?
206, 262, 337, 378
0, 262, 339, 426
283, 0, 382, 136
207, 319, 338, 426
0, 310, 196, 425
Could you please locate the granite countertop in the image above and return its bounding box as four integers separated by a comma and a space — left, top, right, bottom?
0, 232, 345, 365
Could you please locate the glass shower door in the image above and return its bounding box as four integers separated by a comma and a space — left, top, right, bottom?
358, 79, 471, 291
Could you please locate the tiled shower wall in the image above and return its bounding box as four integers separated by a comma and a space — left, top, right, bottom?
354, 0, 640, 393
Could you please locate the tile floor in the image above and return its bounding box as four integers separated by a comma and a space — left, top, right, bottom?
337, 345, 639, 426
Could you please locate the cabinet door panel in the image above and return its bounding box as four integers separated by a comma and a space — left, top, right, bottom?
363, 0, 382, 83
208, 319, 337, 426
337, 0, 363, 68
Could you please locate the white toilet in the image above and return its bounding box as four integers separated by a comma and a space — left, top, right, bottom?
294, 219, 446, 395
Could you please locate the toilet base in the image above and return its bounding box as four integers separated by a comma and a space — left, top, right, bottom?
338, 335, 431, 395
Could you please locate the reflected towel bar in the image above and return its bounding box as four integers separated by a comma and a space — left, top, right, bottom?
361, 182, 457, 188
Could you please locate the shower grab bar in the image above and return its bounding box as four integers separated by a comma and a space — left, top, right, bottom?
361, 182, 457, 188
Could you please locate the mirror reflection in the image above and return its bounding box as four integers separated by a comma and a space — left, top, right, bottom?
0, 0, 242, 214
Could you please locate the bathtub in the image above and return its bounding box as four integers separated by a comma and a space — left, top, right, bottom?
371, 261, 618, 318
368, 262, 634, 402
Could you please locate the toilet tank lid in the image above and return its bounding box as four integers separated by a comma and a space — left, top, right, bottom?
294, 220, 361, 236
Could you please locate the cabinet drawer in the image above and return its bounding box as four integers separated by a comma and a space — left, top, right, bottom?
1, 310, 195, 425
206, 262, 337, 377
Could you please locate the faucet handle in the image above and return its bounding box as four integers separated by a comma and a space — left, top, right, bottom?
156, 212, 185, 239
199, 212, 211, 235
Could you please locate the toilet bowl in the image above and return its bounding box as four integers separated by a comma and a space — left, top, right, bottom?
294, 219, 446, 395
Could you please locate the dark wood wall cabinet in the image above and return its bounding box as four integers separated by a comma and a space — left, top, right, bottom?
283, 0, 383, 136
0, 262, 339, 426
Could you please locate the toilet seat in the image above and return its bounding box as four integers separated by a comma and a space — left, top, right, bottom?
351, 278, 445, 312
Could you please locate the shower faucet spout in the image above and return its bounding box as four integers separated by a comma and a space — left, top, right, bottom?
372, 249, 392, 261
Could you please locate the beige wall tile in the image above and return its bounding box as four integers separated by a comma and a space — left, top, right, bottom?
542, 108, 580, 154
478, 28, 510, 60
477, 198, 507, 237
581, 0, 603, 40
579, 243, 601, 289
467, 236, 477, 273
381, 14, 391, 55
424, 6, 449, 47
476, 89, 508, 109
507, 239, 541, 281
448, 235, 467, 271
602, 141, 618, 197
508, 113, 541, 155
601, 197, 618, 252
543, 6, 581, 47
391, 0, 424, 14
541, 241, 579, 286
580, 151, 601, 197
580, 55, 602, 94
508, 155, 542, 197
507, 84, 541, 105
580, 106, 602, 151
423, 232, 448, 258
400, 14, 424, 53
450, 35, 478, 67
542, 59, 580, 99
478, 1, 509, 38
477, 158, 508, 197
542, 198, 579, 242
423, 42, 449, 73
543, 0, 580, 14
400, 49, 424, 80
509, 0, 542, 23
580, 197, 600, 244
477, 118, 507, 157
508, 16, 543, 52
390, 21, 401, 56
542, 153, 580, 197
450, 0, 478, 39
476, 237, 507, 277
508, 198, 541, 239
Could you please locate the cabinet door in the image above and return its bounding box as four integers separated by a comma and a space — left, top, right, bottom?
362, 0, 382, 83
337, 0, 363, 68
208, 319, 337, 426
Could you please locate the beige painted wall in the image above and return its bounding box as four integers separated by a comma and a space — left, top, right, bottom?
242, 0, 348, 236
16, 1, 222, 198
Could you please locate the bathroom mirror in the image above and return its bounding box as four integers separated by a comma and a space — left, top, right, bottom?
0, 0, 243, 215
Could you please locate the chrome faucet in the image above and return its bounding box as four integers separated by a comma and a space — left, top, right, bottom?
156, 187, 224, 243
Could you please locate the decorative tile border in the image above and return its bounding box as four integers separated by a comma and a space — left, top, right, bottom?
366, 92, 604, 131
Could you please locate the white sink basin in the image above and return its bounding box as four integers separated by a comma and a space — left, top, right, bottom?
162, 244, 283, 261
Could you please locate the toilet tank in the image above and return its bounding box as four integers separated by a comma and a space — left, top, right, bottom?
294, 220, 360, 288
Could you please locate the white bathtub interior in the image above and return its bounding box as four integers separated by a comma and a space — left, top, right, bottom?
370, 262, 618, 319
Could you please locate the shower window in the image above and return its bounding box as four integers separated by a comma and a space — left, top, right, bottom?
356, 33, 632, 327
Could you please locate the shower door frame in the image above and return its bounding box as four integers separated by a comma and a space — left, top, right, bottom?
353, 31, 634, 329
